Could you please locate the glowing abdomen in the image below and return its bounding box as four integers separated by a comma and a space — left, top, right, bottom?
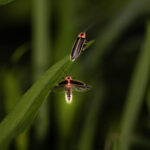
65, 88, 72, 103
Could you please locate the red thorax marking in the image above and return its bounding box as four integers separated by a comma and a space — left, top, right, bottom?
78, 32, 86, 38
65, 76, 72, 88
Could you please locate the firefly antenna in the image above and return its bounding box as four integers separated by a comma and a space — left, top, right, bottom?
60, 66, 68, 76
61, 64, 75, 79
83, 22, 94, 33
60, 65, 72, 78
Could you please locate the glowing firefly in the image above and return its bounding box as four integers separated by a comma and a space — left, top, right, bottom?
52, 76, 91, 103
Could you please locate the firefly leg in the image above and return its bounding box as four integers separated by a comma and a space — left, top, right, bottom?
83, 40, 87, 47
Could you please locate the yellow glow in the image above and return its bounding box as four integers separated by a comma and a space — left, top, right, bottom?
65, 93, 72, 104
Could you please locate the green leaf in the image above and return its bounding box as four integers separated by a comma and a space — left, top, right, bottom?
0, 55, 71, 149
119, 22, 150, 150
0, 0, 14, 5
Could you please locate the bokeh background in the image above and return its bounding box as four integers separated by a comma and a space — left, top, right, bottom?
0, 0, 150, 149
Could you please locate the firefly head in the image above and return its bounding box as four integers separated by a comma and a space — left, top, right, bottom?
78, 32, 86, 38
65, 76, 72, 81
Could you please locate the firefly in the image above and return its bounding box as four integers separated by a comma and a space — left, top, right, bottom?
70, 32, 86, 61
52, 76, 91, 103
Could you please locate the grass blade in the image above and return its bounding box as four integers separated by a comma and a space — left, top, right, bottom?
119, 22, 150, 150
0, 55, 71, 149
32, 0, 51, 142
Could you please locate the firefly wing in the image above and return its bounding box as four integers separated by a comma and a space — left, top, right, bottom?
71, 38, 86, 61
51, 85, 65, 92
51, 80, 67, 92
71, 80, 92, 92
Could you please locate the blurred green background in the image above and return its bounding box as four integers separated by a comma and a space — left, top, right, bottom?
0, 0, 150, 149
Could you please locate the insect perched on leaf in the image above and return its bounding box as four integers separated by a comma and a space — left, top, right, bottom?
52, 76, 91, 104
70, 32, 86, 61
